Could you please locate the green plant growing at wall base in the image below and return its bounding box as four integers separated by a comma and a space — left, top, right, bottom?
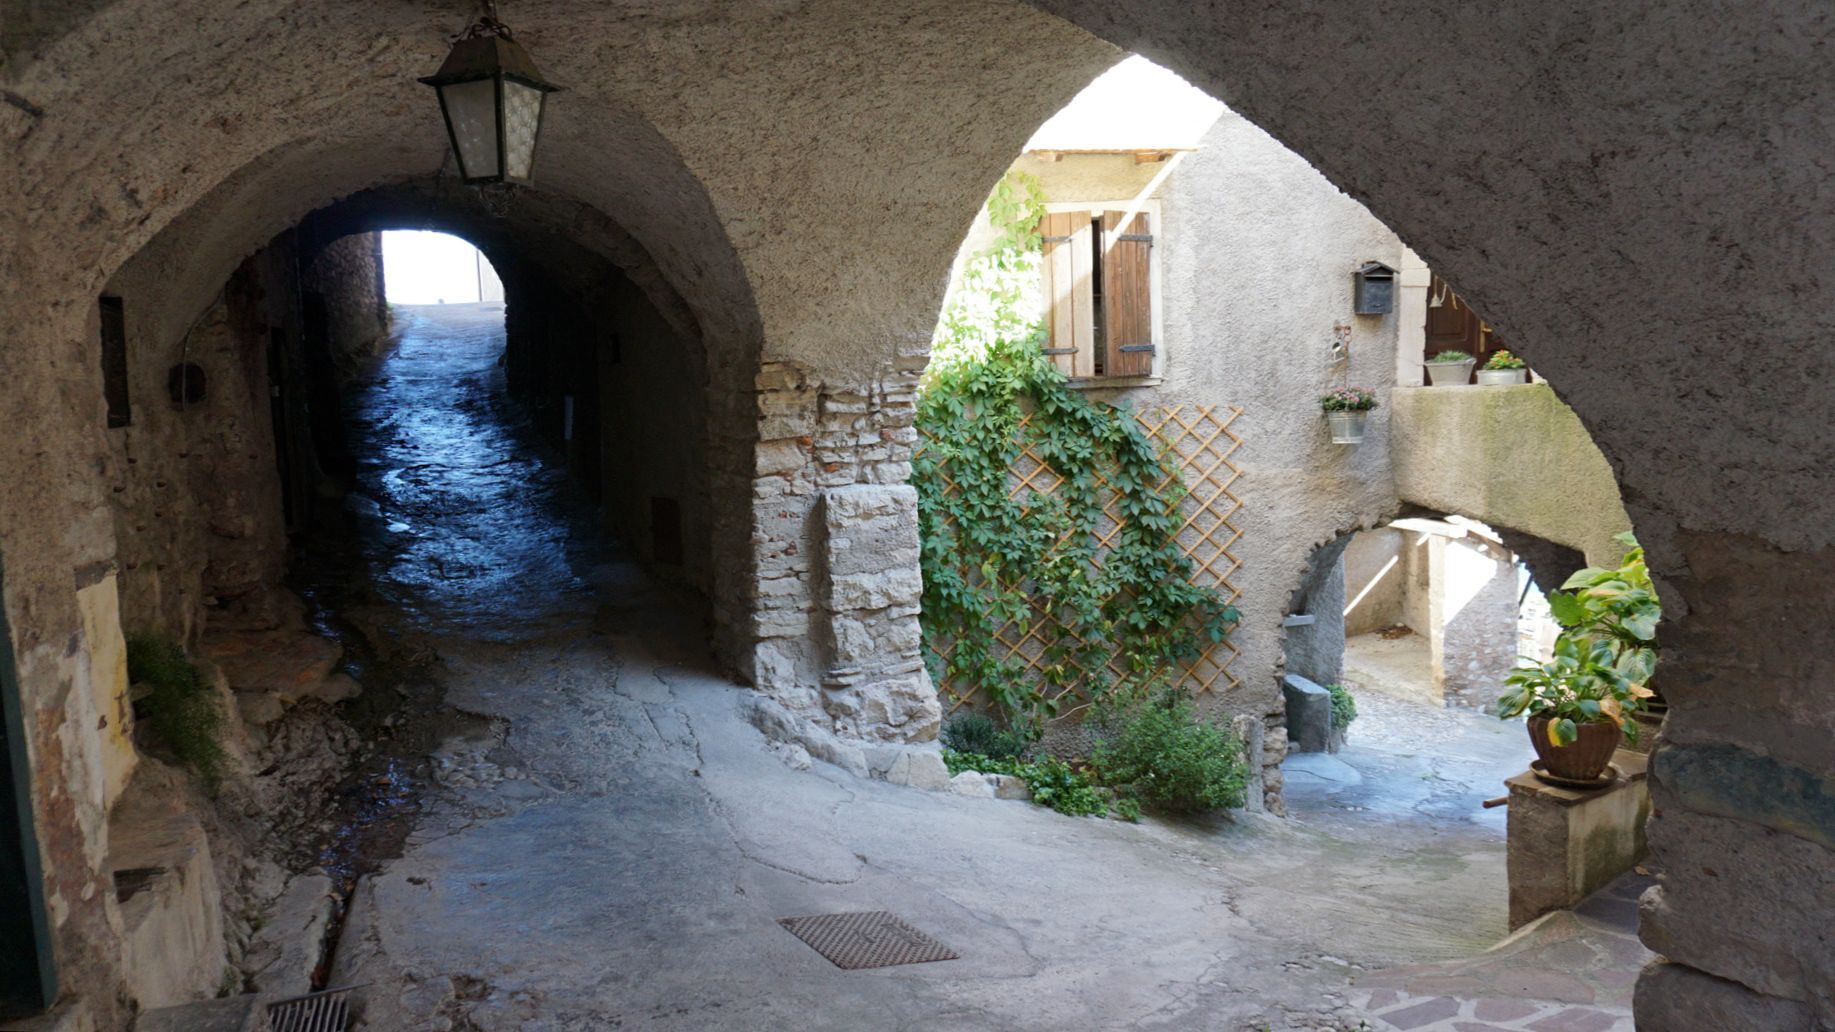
1093, 690, 1249, 815
940, 712, 1032, 760
943, 750, 1111, 817
915, 171, 1239, 728
1326, 683, 1357, 731
127, 635, 228, 792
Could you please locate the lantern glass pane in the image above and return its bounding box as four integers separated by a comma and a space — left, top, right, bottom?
441, 78, 501, 180
502, 80, 544, 181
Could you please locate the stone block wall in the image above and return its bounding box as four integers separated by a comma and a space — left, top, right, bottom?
819, 485, 937, 741
104, 242, 302, 644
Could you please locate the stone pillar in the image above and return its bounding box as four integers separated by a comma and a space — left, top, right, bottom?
1634, 533, 1835, 1030
738, 342, 941, 744
819, 485, 939, 742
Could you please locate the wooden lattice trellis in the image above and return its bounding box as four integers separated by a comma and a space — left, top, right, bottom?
919, 404, 1244, 715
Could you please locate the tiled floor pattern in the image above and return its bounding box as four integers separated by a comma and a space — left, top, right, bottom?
1350, 871, 1653, 1032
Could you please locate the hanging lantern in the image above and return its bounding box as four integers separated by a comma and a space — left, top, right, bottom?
420, 12, 562, 186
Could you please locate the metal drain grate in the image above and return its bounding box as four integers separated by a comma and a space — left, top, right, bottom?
267, 984, 360, 1032
777, 911, 959, 970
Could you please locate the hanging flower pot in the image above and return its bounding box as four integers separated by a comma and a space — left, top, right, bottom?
1320, 387, 1377, 445
1326, 411, 1367, 444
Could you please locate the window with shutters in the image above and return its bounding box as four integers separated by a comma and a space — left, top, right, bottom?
1038, 201, 1161, 382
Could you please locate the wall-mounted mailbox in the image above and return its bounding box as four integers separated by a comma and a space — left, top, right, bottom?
1354, 261, 1397, 315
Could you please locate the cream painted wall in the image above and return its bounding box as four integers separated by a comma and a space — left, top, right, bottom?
76, 569, 136, 812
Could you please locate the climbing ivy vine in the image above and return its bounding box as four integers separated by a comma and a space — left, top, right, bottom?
914, 172, 1240, 728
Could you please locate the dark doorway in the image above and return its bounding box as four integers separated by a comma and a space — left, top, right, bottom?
0, 558, 56, 1020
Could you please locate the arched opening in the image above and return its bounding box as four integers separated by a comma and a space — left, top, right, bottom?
922, 52, 1665, 1022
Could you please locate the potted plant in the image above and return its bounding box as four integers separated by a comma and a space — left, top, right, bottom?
1477, 349, 1528, 385
1498, 635, 1654, 781
1319, 386, 1378, 444
1547, 532, 1664, 712
1424, 349, 1475, 385
1499, 532, 1660, 781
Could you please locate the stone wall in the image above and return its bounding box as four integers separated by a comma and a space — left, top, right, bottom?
103, 238, 304, 644
1434, 533, 1518, 710
300, 233, 389, 382
594, 278, 712, 591
1285, 537, 1349, 689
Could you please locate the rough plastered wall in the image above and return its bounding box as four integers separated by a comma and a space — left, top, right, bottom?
1284, 537, 1347, 690
300, 233, 389, 382
1391, 384, 1633, 567
103, 240, 302, 646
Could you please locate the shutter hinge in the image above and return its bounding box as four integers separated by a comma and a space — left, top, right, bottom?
1118, 344, 1156, 353
1116, 234, 1154, 244
1041, 347, 1077, 355
1040, 235, 1072, 243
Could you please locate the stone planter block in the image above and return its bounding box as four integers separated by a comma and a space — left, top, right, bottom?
1505, 748, 1650, 929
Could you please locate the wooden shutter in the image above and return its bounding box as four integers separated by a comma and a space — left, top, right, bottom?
1101, 210, 1154, 376
1038, 212, 1095, 377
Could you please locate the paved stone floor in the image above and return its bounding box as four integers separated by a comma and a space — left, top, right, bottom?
304, 304, 1650, 1031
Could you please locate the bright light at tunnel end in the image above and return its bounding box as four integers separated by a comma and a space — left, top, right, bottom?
381, 230, 504, 306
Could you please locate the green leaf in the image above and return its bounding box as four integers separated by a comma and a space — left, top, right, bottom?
1547, 591, 1587, 627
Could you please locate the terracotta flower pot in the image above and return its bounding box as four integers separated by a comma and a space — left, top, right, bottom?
1527, 716, 1621, 781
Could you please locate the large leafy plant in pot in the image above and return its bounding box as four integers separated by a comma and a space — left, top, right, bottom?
1498, 635, 1653, 779
1498, 533, 1658, 780
1547, 532, 1662, 709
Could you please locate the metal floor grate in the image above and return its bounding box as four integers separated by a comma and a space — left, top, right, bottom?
778, 911, 960, 970
267, 985, 359, 1032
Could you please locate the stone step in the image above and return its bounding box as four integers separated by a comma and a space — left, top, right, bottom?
106, 787, 225, 1011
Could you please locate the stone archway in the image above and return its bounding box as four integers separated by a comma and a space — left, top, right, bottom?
2, 1, 1831, 1026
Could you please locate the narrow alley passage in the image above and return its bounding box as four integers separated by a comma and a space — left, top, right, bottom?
296, 305, 1637, 1031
